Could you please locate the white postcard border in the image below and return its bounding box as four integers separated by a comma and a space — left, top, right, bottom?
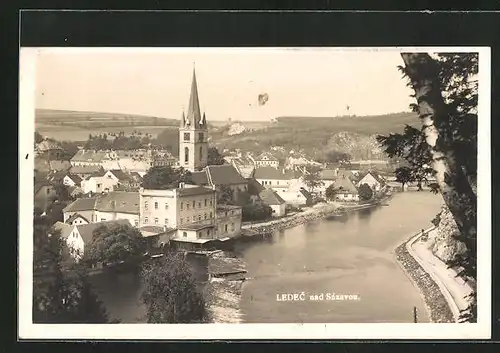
18, 46, 491, 340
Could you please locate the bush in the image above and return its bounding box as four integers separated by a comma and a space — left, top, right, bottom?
242, 202, 273, 222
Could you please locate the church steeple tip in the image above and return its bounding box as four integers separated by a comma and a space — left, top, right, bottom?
185, 67, 202, 129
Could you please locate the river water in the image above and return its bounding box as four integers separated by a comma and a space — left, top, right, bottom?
89, 191, 443, 323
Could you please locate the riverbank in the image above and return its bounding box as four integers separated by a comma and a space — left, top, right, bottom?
240, 193, 391, 236
394, 227, 455, 323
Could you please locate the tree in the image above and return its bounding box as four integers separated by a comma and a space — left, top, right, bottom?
378, 53, 478, 322
141, 166, 192, 190
325, 150, 351, 164
394, 166, 414, 191
358, 183, 373, 201
325, 184, 340, 201
141, 253, 209, 323
218, 185, 234, 205
207, 146, 226, 165
33, 217, 110, 323
303, 165, 324, 194
242, 202, 273, 222
86, 223, 147, 266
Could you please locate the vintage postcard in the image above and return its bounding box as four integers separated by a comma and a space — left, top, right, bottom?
19, 47, 491, 340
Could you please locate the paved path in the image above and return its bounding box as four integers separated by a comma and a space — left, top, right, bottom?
409, 229, 473, 321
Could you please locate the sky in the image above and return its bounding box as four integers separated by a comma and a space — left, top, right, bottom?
34, 48, 414, 122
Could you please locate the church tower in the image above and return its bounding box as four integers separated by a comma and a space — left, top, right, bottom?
179, 67, 208, 172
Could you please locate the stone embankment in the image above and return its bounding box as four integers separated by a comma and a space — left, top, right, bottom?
394, 227, 455, 323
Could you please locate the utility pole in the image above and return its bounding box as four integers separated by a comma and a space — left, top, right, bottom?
413, 306, 418, 323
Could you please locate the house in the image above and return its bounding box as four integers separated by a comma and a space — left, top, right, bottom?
64, 219, 132, 261
68, 185, 84, 199
81, 171, 118, 194
316, 169, 339, 198
62, 174, 83, 187
70, 150, 109, 167
253, 167, 300, 190
331, 174, 359, 202
35, 139, 63, 159
51, 221, 73, 240
215, 205, 243, 238
231, 154, 256, 178
276, 188, 313, 207
65, 213, 90, 226
62, 191, 140, 227
251, 152, 280, 169
258, 189, 286, 217
356, 170, 386, 192
284, 155, 322, 171
34, 180, 57, 212
103, 170, 141, 190
139, 184, 217, 237
151, 150, 178, 168
190, 165, 248, 199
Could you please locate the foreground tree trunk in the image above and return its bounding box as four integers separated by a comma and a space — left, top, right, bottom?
400, 53, 477, 279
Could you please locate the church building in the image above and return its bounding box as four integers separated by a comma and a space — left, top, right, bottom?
179, 68, 209, 172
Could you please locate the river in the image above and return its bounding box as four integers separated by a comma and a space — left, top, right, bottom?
89, 191, 443, 323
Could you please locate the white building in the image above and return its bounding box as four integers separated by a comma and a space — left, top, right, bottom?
258, 189, 286, 217
251, 152, 280, 169
356, 171, 386, 192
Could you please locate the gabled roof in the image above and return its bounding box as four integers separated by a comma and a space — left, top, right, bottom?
69, 165, 104, 175
190, 171, 209, 185
66, 213, 90, 224
333, 177, 359, 194
319, 169, 338, 180
75, 219, 131, 245
70, 150, 109, 163
206, 165, 247, 186
246, 178, 265, 195
254, 166, 283, 180
83, 171, 107, 180
51, 221, 73, 239
37, 140, 62, 152
47, 170, 67, 183
68, 186, 84, 196
177, 186, 215, 197
259, 189, 286, 205
34, 180, 53, 194
298, 188, 313, 199
63, 191, 140, 214
256, 152, 278, 162
66, 174, 82, 184
108, 169, 134, 182
360, 170, 386, 184
49, 160, 71, 171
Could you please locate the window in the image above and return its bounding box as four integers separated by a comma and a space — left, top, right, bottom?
231, 210, 234, 215
180, 202, 183, 210
186, 216, 190, 223
204, 199, 207, 207
184, 147, 189, 163
184, 133, 190, 141
231, 223, 235, 231
199, 146, 203, 161
207, 229, 211, 236
46, 188, 50, 195
198, 202, 201, 208
198, 132, 204, 142
144, 217, 149, 224
192, 201, 195, 208
210, 212, 213, 218
97, 183, 102, 188
165, 203, 169, 210
154, 218, 159, 224
204, 213, 207, 220
183, 232, 187, 238
224, 224, 228, 233
180, 218, 184, 224
187, 203, 190, 210
210, 199, 213, 206
154, 202, 158, 209
101, 218, 106, 222
144, 201, 148, 210
134, 220, 139, 227
198, 214, 202, 221
164, 218, 168, 225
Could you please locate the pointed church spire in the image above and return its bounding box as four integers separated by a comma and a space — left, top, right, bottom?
201, 112, 206, 125
186, 67, 202, 128
180, 111, 186, 127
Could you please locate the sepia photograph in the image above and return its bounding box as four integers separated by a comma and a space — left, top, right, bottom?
19, 47, 490, 340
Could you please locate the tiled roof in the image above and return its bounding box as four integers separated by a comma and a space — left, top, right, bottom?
254, 166, 283, 180
47, 170, 67, 183
67, 174, 83, 184
333, 177, 358, 194
76, 219, 131, 245
177, 186, 215, 197
190, 171, 209, 185
206, 165, 247, 186
246, 178, 265, 195
298, 188, 313, 199
51, 221, 73, 239
34, 181, 52, 194
70, 150, 109, 163
84, 171, 107, 180
108, 169, 134, 182
95, 192, 140, 214
69, 165, 104, 175
256, 152, 278, 161
63, 191, 140, 214
37, 140, 62, 152
319, 169, 338, 180
66, 213, 90, 224
68, 186, 84, 196
49, 160, 71, 171
259, 189, 286, 205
